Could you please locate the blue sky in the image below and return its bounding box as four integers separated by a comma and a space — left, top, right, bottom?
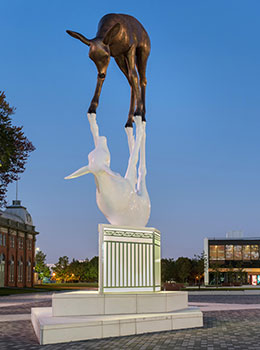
1, 1, 260, 263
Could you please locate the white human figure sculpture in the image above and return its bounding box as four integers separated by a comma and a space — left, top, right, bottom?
65, 114, 151, 227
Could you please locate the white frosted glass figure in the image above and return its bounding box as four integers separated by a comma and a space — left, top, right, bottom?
65, 114, 151, 227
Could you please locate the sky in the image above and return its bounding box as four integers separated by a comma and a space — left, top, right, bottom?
1, 0, 260, 263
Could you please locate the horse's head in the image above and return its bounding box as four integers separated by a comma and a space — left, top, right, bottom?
66, 23, 120, 78
65, 136, 113, 180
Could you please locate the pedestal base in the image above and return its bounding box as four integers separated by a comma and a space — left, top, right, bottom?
31, 291, 203, 345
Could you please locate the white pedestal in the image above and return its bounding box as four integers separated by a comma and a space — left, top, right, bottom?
31, 291, 203, 345
31, 225, 203, 344
52, 290, 188, 316
99, 224, 161, 293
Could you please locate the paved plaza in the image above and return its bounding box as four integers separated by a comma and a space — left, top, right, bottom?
1, 292, 260, 349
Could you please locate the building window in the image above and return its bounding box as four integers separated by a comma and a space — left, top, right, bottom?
0, 233, 5, 247
27, 239, 32, 250
27, 259, 31, 282
217, 245, 225, 260
18, 237, 24, 249
234, 245, 242, 260
243, 245, 251, 260
209, 245, 217, 260
10, 236, 15, 248
0, 233, 6, 246
9, 256, 14, 282
251, 245, 259, 260
18, 258, 23, 283
225, 245, 234, 260
0, 253, 5, 263
209, 245, 225, 260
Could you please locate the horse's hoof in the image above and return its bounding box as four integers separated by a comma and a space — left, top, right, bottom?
125, 121, 133, 128
88, 106, 97, 114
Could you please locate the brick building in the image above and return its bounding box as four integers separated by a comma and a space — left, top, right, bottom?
0, 200, 38, 288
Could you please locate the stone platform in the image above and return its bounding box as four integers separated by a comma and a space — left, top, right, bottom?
31, 291, 203, 345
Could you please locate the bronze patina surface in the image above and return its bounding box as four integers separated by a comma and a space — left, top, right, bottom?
67, 13, 150, 127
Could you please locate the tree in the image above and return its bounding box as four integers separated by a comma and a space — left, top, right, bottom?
191, 253, 207, 287
52, 256, 70, 282
161, 258, 175, 283
175, 257, 192, 283
0, 91, 35, 207
86, 256, 98, 282
35, 250, 50, 280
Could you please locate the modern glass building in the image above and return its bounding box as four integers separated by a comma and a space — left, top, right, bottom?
204, 237, 260, 285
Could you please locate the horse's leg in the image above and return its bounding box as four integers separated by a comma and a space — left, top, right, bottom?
87, 113, 100, 147
136, 48, 149, 122
137, 122, 148, 196
114, 55, 135, 128
88, 74, 106, 115
126, 46, 142, 117
125, 127, 134, 155
125, 116, 143, 187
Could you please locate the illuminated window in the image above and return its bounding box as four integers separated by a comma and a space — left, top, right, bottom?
251, 245, 259, 260
252, 275, 257, 286
234, 245, 242, 260
209, 245, 225, 260
217, 246, 225, 260
210, 245, 217, 260
225, 245, 234, 260
243, 245, 251, 260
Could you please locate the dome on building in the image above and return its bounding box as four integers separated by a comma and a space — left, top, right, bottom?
2, 200, 33, 226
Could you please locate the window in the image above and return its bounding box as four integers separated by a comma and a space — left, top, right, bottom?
10, 236, 15, 248
9, 256, 14, 282
251, 245, 259, 260
234, 245, 242, 260
0, 253, 5, 263
0, 233, 5, 246
18, 258, 23, 283
217, 246, 225, 260
243, 245, 251, 260
18, 237, 23, 249
209, 245, 225, 260
210, 245, 217, 260
27, 259, 31, 282
225, 245, 234, 260
27, 239, 32, 250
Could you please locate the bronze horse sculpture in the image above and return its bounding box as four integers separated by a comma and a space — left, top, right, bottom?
67, 13, 151, 127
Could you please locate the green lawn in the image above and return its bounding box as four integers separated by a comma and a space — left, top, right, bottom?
37, 282, 98, 289
0, 283, 98, 296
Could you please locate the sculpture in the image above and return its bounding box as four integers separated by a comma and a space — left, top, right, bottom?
65, 114, 151, 227
66, 13, 151, 127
